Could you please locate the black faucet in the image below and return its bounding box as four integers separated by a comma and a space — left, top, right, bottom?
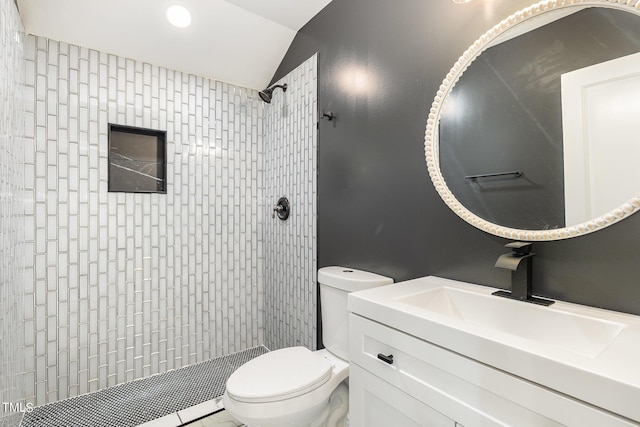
492, 242, 554, 306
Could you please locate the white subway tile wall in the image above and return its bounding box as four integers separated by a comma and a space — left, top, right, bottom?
0, 0, 26, 423
263, 55, 318, 350
23, 35, 266, 406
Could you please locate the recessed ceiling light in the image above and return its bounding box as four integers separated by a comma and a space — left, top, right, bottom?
452, 0, 473, 3
166, 5, 192, 28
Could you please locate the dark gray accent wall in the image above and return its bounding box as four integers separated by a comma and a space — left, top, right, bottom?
271, 0, 640, 327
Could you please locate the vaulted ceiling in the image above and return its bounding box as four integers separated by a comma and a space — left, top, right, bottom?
17, 0, 332, 90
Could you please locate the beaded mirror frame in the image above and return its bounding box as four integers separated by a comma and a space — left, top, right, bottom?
425, 0, 640, 241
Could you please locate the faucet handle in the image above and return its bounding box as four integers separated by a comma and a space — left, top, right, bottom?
505, 241, 532, 256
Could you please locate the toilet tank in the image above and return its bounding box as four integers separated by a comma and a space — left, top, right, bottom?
318, 266, 393, 360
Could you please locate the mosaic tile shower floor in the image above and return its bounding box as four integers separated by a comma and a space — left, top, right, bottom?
21, 346, 267, 427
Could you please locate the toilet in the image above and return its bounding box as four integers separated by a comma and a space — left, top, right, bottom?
222, 266, 393, 427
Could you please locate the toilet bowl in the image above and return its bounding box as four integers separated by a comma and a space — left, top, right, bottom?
224, 347, 348, 427
222, 267, 393, 427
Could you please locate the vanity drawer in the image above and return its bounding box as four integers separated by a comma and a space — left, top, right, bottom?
348, 313, 637, 427
350, 363, 455, 427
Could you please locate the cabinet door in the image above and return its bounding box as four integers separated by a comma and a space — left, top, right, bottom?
349, 364, 455, 427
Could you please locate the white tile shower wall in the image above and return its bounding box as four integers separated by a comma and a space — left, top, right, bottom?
263, 54, 318, 350
23, 35, 265, 406
0, 0, 26, 424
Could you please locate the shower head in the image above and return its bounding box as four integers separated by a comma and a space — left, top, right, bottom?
258, 83, 287, 103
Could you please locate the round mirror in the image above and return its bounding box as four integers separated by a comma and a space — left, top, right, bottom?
426, 0, 640, 241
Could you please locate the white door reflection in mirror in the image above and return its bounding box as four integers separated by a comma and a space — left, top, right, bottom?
562, 52, 640, 227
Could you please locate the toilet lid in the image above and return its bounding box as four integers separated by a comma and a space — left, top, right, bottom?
226, 346, 333, 403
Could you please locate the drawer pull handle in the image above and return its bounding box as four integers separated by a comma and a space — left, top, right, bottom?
377, 353, 394, 364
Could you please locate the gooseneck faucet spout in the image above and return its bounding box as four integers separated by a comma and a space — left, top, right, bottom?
492, 242, 554, 306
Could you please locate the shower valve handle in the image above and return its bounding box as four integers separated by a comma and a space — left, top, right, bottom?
272, 197, 290, 220
272, 205, 283, 217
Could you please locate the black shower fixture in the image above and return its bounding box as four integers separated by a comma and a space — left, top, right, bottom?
259, 83, 287, 103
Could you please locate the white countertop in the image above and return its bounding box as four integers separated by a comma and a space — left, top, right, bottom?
348, 276, 640, 423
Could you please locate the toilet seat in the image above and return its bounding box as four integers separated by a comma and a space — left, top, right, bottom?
226, 346, 333, 403
223, 348, 350, 427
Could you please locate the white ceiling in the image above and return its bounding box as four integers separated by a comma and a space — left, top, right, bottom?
16, 0, 332, 90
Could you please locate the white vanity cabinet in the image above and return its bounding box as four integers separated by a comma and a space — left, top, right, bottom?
348, 312, 638, 427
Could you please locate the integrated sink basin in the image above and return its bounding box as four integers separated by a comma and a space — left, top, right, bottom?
395, 286, 625, 358
348, 275, 640, 423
